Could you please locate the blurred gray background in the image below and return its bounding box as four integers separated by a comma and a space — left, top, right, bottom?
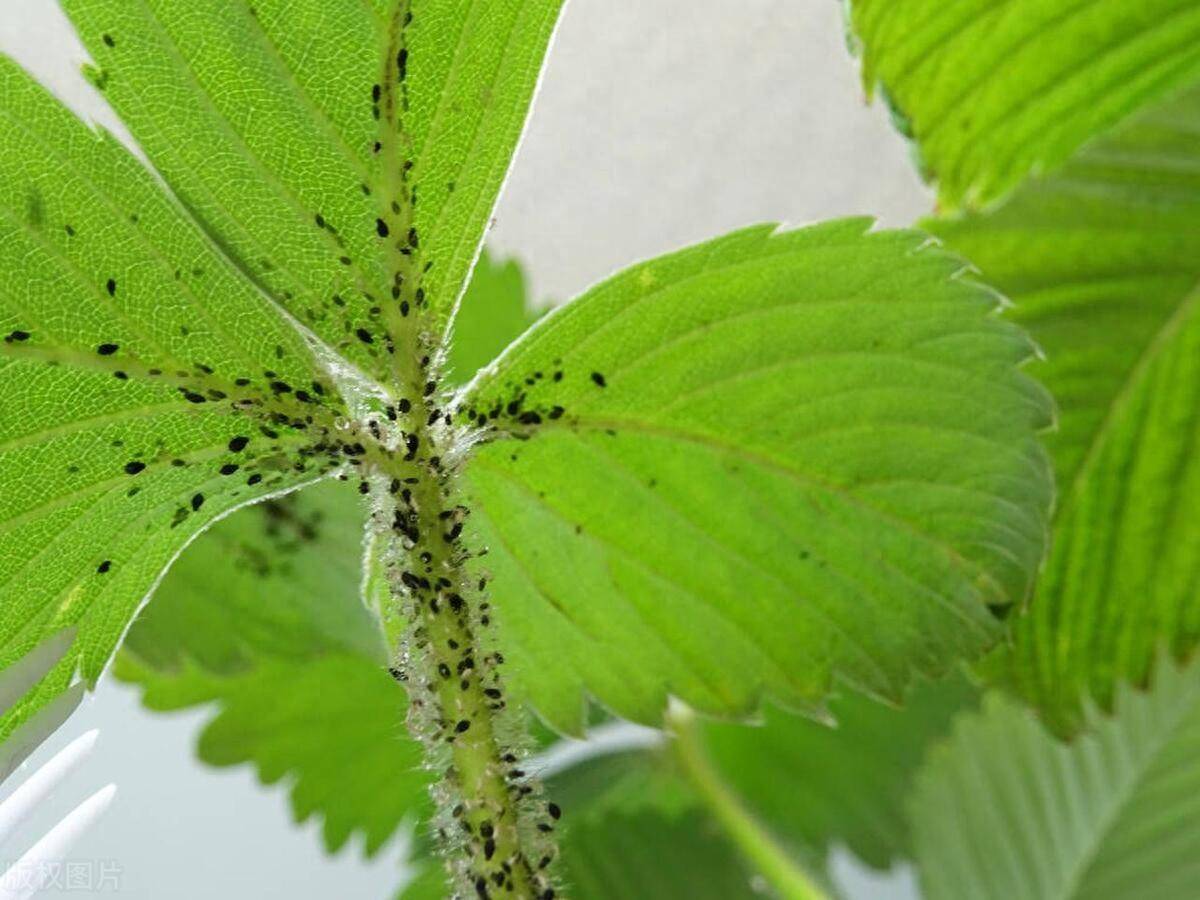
0, 0, 929, 896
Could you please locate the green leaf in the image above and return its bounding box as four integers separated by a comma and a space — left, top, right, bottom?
0, 53, 345, 739
926, 84, 1200, 734
702, 676, 977, 870
447, 250, 541, 383
847, 0, 1200, 209
122, 653, 427, 856
548, 807, 770, 900
118, 482, 385, 675
910, 657, 1200, 900
457, 218, 1054, 733
0, 0, 562, 741
61, 0, 564, 369
114, 482, 428, 855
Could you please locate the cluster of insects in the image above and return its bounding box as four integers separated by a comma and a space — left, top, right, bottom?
0, 4, 631, 897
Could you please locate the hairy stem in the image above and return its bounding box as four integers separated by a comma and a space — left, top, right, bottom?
362, 4, 559, 894
366, 373, 558, 899
667, 705, 829, 900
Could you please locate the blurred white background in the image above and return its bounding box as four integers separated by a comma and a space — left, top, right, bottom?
0, 0, 929, 896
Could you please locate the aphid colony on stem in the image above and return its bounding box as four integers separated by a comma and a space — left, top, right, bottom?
0, 2, 627, 897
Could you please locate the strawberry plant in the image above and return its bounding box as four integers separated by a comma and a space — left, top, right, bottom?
0, 1, 1197, 898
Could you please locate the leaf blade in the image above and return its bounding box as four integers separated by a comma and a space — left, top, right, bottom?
926, 84, 1200, 733
0, 49, 349, 739
911, 658, 1200, 900
847, 0, 1200, 208
60, 0, 564, 368
459, 220, 1053, 732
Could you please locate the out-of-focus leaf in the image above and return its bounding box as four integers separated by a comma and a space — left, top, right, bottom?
447, 250, 541, 385
911, 657, 1200, 900
928, 85, 1200, 734
702, 676, 977, 869
847, 0, 1200, 209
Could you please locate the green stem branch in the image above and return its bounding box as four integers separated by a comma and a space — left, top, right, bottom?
667, 705, 830, 900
